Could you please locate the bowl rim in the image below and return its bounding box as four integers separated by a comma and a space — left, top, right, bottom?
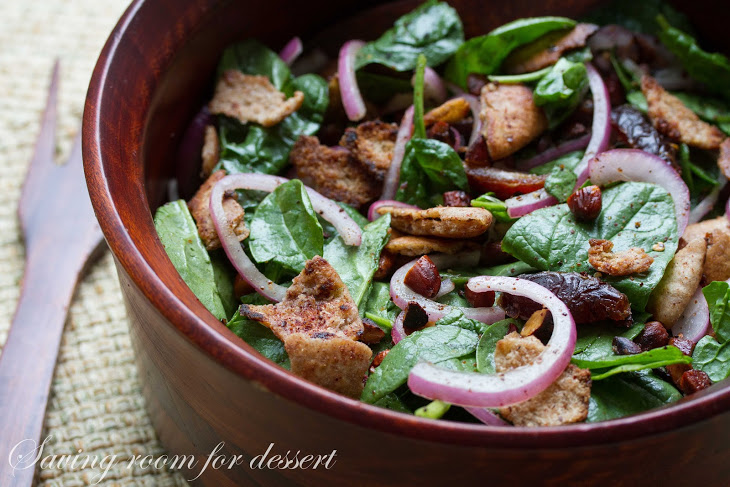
83, 0, 730, 448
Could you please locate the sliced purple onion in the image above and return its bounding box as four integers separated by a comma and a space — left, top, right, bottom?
573, 63, 612, 189
589, 148, 690, 235
338, 40, 367, 121
465, 407, 509, 426
673, 287, 710, 344
412, 67, 447, 104
279, 37, 303, 65
210, 173, 362, 301
461, 94, 482, 146
392, 311, 406, 344
689, 182, 726, 224
434, 279, 455, 299
505, 189, 558, 219
367, 199, 419, 222
514, 134, 591, 171
381, 105, 414, 200
390, 257, 504, 324
407, 276, 576, 408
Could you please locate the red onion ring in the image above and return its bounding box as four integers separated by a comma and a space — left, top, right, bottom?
391, 311, 407, 344
434, 278, 455, 299
725, 192, 730, 224
573, 63, 612, 190
413, 67, 447, 104
338, 40, 367, 121
279, 37, 303, 65
514, 134, 591, 171
390, 257, 505, 324
210, 173, 363, 301
461, 94, 482, 146
689, 182, 726, 224
465, 407, 509, 426
673, 287, 710, 345
367, 199, 419, 222
588, 148, 690, 235
505, 189, 558, 219
407, 276, 577, 408
381, 105, 414, 200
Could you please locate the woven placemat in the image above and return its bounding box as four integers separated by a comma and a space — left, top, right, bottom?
0, 1, 186, 485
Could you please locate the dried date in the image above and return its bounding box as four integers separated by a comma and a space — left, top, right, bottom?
466, 166, 546, 200
611, 105, 678, 169
499, 271, 632, 324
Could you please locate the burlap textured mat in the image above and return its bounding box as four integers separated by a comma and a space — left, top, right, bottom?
0, 1, 186, 485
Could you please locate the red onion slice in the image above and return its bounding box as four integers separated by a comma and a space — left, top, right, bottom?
279, 37, 303, 65
465, 407, 509, 426
726, 192, 730, 224
338, 40, 367, 121
390, 257, 504, 324
367, 199, 419, 222
391, 311, 407, 345
461, 94, 482, 146
407, 276, 576, 408
210, 173, 363, 301
689, 182, 726, 224
589, 148, 691, 235
434, 279, 455, 299
413, 67, 447, 104
673, 287, 710, 344
381, 105, 414, 200
573, 63, 612, 190
514, 134, 591, 171
505, 189, 558, 219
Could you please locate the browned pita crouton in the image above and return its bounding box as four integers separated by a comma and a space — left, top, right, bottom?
704, 227, 730, 283
188, 170, 248, 251
480, 83, 548, 160
385, 235, 480, 256
683, 216, 730, 244
719, 138, 730, 181
240, 257, 372, 398
503, 23, 599, 74
290, 135, 380, 209
588, 239, 654, 276
495, 333, 591, 427
208, 70, 304, 127
339, 120, 398, 179
201, 125, 219, 177
647, 238, 707, 326
642, 75, 725, 149
376, 206, 493, 239
423, 97, 471, 126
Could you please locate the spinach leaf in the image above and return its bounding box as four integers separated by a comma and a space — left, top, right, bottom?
583, 0, 694, 37
674, 92, 730, 135
703, 281, 730, 342
435, 309, 488, 334
529, 150, 584, 202
373, 393, 412, 413
476, 319, 518, 374
356, 72, 413, 104
362, 282, 399, 327
471, 192, 513, 222
476, 260, 537, 278
693, 335, 730, 382
573, 346, 691, 380
573, 322, 644, 357
502, 182, 679, 310
657, 15, 730, 100
487, 66, 552, 85
210, 251, 238, 319
324, 214, 391, 307
154, 200, 230, 321
446, 17, 576, 88
362, 325, 479, 403
249, 180, 323, 274
395, 138, 469, 208
533, 58, 588, 129
227, 308, 290, 369
587, 370, 681, 422
216, 41, 328, 175
356, 0, 463, 72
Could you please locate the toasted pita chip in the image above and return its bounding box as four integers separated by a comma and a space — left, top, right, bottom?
339, 120, 398, 179
385, 235, 480, 256
704, 227, 730, 283
377, 206, 493, 239
588, 239, 653, 276
201, 125, 219, 177
188, 170, 248, 251
423, 97, 471, 126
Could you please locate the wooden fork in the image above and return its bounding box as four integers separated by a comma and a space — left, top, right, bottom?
0, 60, 105, 486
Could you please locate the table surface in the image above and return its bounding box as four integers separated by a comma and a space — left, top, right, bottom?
0, 1, 187, 485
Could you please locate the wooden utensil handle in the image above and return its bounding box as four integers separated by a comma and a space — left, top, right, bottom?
0, 247, 89, 486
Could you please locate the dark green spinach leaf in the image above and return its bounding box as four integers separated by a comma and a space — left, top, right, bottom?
502, 182, 679, 310
530, 150, 584, 202
583, 0, 694, 37
445, 17, 576, 88
703, 280, 730, 343
476, 319, 518, 374
573, 346, 691, 380
355, 0, 464, 72
395, 138, 469, 208
435, 309, 488, 334
227, 308, 290, 369
471, 192, 513, 222
587, 370, 681, 422
249, 180, 323, 274
362, 281, 399, 326
362, 325, 479, 403
533, 58, 588, 129
693, 335, 730, 382
154, 200, 231, 321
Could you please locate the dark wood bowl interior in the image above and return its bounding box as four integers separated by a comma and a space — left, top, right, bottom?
84, 0, 730, 484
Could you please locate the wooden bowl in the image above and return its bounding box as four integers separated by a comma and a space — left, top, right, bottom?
83, 0, 730, 485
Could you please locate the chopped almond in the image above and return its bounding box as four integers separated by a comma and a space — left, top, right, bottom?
423, 97, 471, 126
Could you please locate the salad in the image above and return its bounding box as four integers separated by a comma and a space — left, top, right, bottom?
154, 0, 730, 427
